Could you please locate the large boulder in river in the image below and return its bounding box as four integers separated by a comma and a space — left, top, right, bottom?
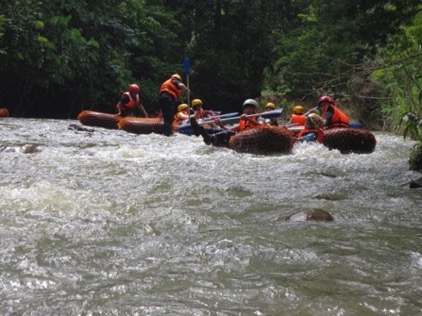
286, 209, 334, 222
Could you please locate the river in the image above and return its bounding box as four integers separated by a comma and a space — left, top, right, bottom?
1, 117, 421, 315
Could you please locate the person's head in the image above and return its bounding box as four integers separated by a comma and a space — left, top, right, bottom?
191, 99, 203, 110
293, 105, 304, 115
242, 99, 259, 114
265, 102, 275, 111
171, 74, 182, 81
317, 95, 334, 109
177, 103, 188, 112
305, 113, 325, 129
128, 84, 140, 95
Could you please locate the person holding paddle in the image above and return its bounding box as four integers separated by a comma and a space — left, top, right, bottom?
261, 102, 279, 126
191, 99, 215, 119
173, 103, 190, 125
158, 74, 189, 136
190, 99, 262, 146
305, 96, 349, 129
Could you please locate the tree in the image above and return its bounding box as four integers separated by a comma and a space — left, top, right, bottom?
269, 0, 421, 103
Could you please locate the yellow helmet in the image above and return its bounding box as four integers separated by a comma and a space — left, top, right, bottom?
177, 103, 188, 112
293, 105, 304, 115
171, 74, 182, 81
265, 102, 275, 109
191, 99, 203, 107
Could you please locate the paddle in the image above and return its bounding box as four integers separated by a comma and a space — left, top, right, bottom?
183, 57, 191, 111
178, 112, 239, 134
218, 108, 284, 126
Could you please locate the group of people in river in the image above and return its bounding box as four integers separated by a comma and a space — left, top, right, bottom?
116, 73, 350, 146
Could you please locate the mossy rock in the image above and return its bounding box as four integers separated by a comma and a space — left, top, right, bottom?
409, 142, 422, 171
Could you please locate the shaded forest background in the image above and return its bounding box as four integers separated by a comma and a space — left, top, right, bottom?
0, 0, 421, 130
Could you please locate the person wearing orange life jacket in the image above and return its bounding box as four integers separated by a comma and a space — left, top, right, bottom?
190, 99, 261, 146
306, 96, 349, 129
173, 103, 190, 125
296, 113, 325, 143
261, 102, 279, 126
191, 99, 215, 119
287, 105, 307, 127
116, 84, 148, 118
159, 74, 189, 136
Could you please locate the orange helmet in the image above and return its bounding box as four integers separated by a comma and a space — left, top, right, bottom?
128, 84, 140, 93
317, 95, 334, 105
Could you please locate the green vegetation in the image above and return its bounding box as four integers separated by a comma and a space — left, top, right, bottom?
0, 0, 421, 129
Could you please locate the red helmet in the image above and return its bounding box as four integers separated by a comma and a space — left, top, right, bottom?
128, 84, 140, 93
317, 95, 334, 105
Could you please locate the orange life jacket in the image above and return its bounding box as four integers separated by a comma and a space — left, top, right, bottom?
238, 117, 258, 131
322, 105, 349, 128
290, 114, 306, 125
160, 79, 181, 100
297, 129, 325, 143
121, 92, 139, 110
195, 108, 207, 119
174, 110, 189, 123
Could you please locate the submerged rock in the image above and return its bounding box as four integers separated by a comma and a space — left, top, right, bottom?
21, 144, 40, 154
286, 209, 334, 222
68, 123, 95, 133
409, 176, 422, 189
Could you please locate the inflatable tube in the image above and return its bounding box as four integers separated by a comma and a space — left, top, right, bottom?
288, 122, 363, 135
229, 125, 294, 155
323, 128, 376, 154
118, 117, 166, 135
0, 108, 10, 117
77, 110, 120, 129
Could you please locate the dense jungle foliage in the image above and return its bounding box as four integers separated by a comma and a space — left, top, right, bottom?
0, 0, 421, 131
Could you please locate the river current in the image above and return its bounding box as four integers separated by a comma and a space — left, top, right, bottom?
1, 117, 421, 315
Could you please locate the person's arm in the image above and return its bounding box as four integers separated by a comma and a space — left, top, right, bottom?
324, 108, 334, 126
116, 94, 130, 115
303, 106, 320, 116
116, 101, 122, 115
174, 80, 189, 94
244, 116, 261, 126
214, 118, 229, 130
138, 102, 148, 118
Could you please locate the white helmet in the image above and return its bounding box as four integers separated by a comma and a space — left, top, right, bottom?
243, 99, 259, 109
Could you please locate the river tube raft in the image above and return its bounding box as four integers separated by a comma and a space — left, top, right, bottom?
118, 117, 166, 135
322, 128, 376, 154
77, 110, 120, 129
228, 125, 294, 155
289, 124, 376, 154
0, 108, 10, 117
